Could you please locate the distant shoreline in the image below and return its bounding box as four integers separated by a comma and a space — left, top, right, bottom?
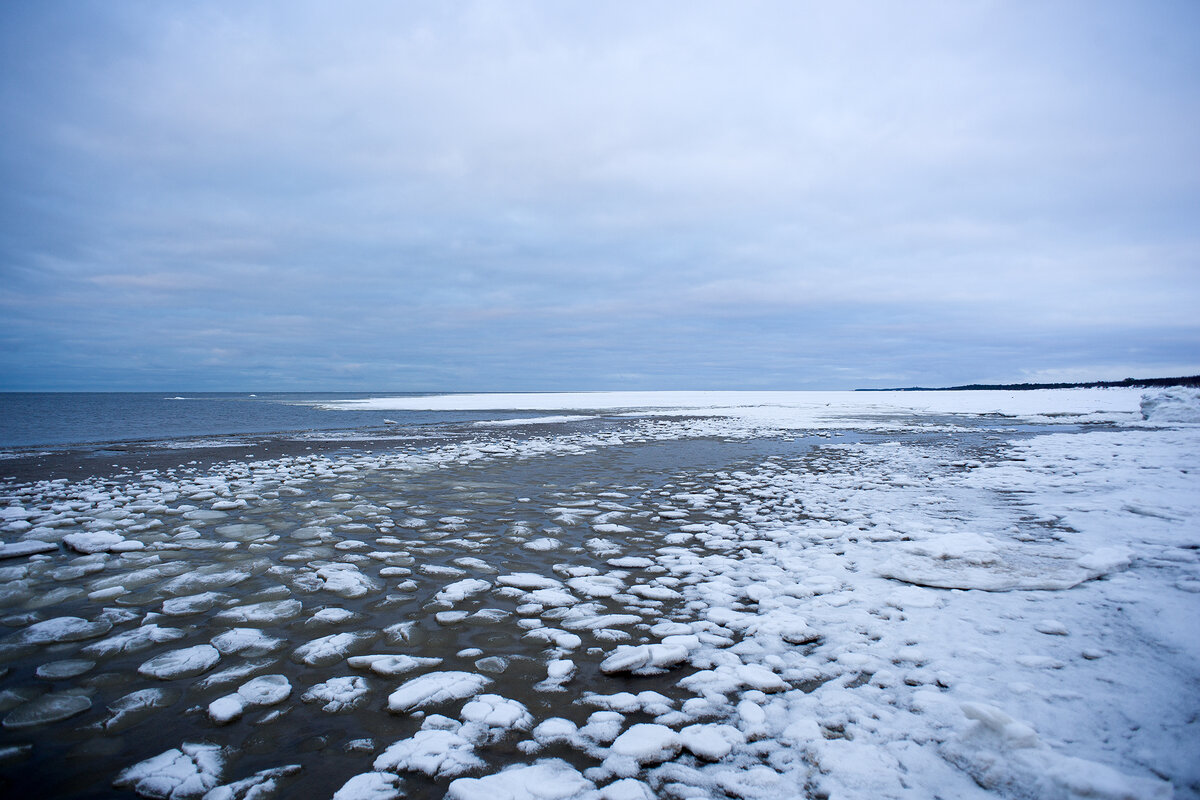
858, 375, 1200, 392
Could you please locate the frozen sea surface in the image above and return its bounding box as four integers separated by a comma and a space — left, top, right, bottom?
0, 390, 1196, 799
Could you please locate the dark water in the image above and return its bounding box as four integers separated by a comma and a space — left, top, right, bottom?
0, 394, 551, 449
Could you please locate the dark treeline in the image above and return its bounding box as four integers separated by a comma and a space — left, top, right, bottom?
859, 376, 1200, 392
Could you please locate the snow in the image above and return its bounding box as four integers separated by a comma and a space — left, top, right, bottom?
319, 388, 1151, 425
475, 415, 598, 426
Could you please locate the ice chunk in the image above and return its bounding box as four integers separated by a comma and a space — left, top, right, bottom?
445, 759, 594, 800
1140, 389, 1200, 423
524, 538, 561, 551
211, 628, 282, 656
291, 632, 374, 666
534, 659, 575, 692
578, 711, 624, 745
308, 607, 359, 626
162, 592, 225, 616
563, 614, 639, 631
0, 540, 56, 559
112, 742, 224, 799
207, 695, 246, 725
597, 779, 655, 800
101, 688, 177, 731
15, 616, 112, 645
524, 628, 582, 651
565, 576, 623, 598
202, 764, 300, 800
83, 624, 186, 658
599, 644, 689, 675
302, 676, 371, 713
316, 564, 380, 598
237, 674, 291, 706
679, 723, 745, 761
735, 664, 787, 692
3, 693, 92, 729
332, 772, 402, 800
214, 599, 302, 625
532, 717, 578, 746
609, 724, 681, 764
497, 573, 563, 591
459, 694, 533, 743
348, 654, 443, 676
35, 659, 95, 680
214, 523, 269, 541
163, 568, 250, 595
138, 645, 221, 680
387, 671, 490, 713
374, 727, 483, 778
585, 691, 674, 716
63, 531, 128, 554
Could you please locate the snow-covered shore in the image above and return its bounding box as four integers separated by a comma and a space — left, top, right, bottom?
0, 390, 1196, 799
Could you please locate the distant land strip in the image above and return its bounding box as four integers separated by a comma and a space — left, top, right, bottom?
858, 375, 1200, 392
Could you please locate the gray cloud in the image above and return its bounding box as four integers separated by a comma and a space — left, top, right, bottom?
2, 1, 1198, 390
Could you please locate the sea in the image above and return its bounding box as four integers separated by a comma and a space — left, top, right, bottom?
0, 392, 547, 451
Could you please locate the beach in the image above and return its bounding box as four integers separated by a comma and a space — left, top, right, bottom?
0, 390, 1196, 799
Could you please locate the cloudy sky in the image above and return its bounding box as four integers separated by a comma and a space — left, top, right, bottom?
2, 1, 1198, 391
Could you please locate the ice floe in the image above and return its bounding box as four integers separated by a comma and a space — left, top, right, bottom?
387, 671, 491, 713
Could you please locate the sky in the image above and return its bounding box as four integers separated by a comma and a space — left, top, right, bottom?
1, 1, 1198, 391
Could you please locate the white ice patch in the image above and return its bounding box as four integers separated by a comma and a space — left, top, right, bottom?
302, 676, 371, 713
332, 772, 403, 800
445, 759, 594, 800
943, 702, 1173, 800
113, 742, 224, 800
599, 644, 690, 675
14, 616, 112, 645
138, 645, 221, 680
387, 671, 491, 713
1140, 389, 1200, 423
211, 628, 282, 656
374, 725, 483, 779
608, 723, 682, 764
214, 599, 297, 626
348, 654, 444, 676
434, 578, 491, 606
459, 694, 533, 743
291, 632, 374, 666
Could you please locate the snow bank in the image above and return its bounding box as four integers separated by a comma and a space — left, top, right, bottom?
1140, 389, 1200, 423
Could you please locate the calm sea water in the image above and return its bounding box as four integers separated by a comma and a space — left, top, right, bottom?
0, 393, 522, 449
